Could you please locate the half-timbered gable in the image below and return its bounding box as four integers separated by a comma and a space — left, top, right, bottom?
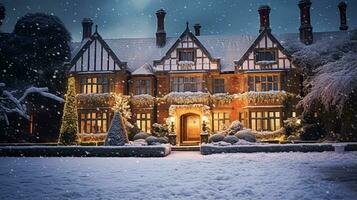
235, 30, 295, 71
69, 32, 127, 73
154, 26, 220, 72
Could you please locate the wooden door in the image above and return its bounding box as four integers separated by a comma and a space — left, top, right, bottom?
182, 114, 201, 143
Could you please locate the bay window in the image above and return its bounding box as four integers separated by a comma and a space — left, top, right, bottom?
250, 111, 281, 131
79, 111, 109, 134
248, 75, 279, 92
80, 77, 109, 94
135, 80, 151, 95
171, 77, 203, 92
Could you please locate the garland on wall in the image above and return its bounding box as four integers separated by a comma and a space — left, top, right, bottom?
130, 94, 155, 107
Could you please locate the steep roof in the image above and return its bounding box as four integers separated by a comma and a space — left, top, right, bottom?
70, 30, 353, 74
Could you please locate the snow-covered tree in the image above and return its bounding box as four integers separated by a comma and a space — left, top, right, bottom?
112, 93, 131, 120
104, 112, 129, 146
0, 83, 64, 125
58, 77, 78, 145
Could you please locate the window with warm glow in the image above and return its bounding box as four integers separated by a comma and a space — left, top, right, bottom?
212, 112, 230, 132
135, 80, 151, 95
248, 75, 279, 92
250, 111, 281, 131
136, 113, 151, 133
79, 111, 108, 134
171, 77, 203, 92
80, 77, 109, 94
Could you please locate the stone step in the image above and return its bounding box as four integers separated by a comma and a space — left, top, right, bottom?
172, 146, 200, 151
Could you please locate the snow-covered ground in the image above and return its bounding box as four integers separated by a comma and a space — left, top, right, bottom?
1, 152, 357, 200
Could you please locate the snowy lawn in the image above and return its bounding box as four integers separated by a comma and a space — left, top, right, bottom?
1, 152, 357, 200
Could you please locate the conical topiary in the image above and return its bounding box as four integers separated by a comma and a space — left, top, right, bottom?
58, 77, 78, 145
104, 112, 129, 146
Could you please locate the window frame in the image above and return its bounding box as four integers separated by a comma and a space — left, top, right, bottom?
212, 112, 230, 132
171, 76, 203, 92
178, 49, 195, 62
134, 79, 151, 95
136, 113, 151, 133
250, 111, 281, 131
255, 49, 277, 63
79, 110, 109, 134
248, 75, 280, 92
213, 79, 225, 93
80, 76, 109, 94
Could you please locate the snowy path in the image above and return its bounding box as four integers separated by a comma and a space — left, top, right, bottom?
1, 152, 357, 200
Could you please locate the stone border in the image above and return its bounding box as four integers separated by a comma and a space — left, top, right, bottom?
0, 145, 171, 157
201, 143, 337, 155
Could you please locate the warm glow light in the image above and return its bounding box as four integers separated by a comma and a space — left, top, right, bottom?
169, 116, 175, 123
202, 115, 208, 123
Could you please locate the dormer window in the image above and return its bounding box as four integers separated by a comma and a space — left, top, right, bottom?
255, 50, 276, 63
178, 49, 194, 62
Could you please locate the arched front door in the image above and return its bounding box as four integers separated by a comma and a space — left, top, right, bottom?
180, 113, 201, 144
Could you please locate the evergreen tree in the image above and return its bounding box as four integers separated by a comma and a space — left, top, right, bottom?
104, 112, 129, 146
58, 77, 78, 145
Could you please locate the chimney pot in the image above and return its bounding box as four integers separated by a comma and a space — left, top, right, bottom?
338, 1, 348, 31
82, 18, 93, 41
258, 5, 271, 33
299, 0, 313, 45
194, 23, 201, 36
156, 9, 166, 47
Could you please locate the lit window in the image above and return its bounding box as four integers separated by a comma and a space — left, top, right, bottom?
80, 77, 109, 94
136, 113, 151, 133
212, 112, 230, 132
248, 75, 279, 92
171, 77, 203, 92
213, 79, 225, 93
135, 80, 151, 95
79, 111, 108, 134
250, 111, 281, 131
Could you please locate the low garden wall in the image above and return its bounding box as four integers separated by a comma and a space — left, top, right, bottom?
201, 143, 335, 155
0, 144, 171, 157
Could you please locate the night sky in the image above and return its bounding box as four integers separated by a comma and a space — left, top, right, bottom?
1, 0, 356, 41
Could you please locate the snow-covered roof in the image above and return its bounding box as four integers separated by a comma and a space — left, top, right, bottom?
70, 30, 353, 74
132, 63, 154, 75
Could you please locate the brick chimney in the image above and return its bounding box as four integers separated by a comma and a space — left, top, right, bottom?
156, 9, 166, 47
194, 23, 201, 36
338, 1, 348, 31
258, 5, 271, 33
299, 0, 313, 45
82, 18, 93, 41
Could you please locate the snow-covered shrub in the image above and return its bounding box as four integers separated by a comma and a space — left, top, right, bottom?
208, 133, 225, 143
133, 132, 149, 140
104, 112, 129, 146
223, 135, 239, 144
126, 121, 141, 141
152, 123, 169, 138
58, 77, 78, 145
253, 128, 285, 141
283, 117, 302, 137
145, 136, 159, 145
131, 139, 147, 146
235, 130, 256, 142
157, 137, 168, 144
218, 120, 243, 135
300, 124, 324, 141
